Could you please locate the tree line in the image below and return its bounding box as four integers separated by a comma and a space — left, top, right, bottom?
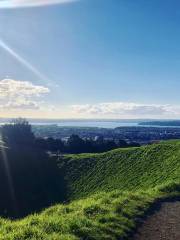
35, 134, 140, 154
2, 118, 140, 155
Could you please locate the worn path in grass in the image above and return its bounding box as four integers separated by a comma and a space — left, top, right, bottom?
133, 201, 180, 240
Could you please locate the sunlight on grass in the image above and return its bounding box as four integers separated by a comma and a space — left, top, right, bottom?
0, 185, 179, 240
0, 140, 179, 239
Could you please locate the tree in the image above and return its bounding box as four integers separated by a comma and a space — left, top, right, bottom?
35, 138, 65, 152
0, 119, 66, 218
67, 134, 85, 153
118, 139, 128, 148
1, 118, 34, 146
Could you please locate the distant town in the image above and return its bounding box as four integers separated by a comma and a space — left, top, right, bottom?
33, 124, 180, 145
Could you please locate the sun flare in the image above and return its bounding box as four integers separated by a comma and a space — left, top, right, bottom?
0, 0, 76, 8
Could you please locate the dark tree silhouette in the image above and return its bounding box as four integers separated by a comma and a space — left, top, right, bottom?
66, 134, 85, 153
34, 134, 137, 154
0, 119, 66, 218
1, 118, 34, 146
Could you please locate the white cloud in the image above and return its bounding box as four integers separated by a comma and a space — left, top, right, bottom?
0, 79, 49, 111
0, 79, 49, 97
72, 102, 180, 118
0, 0, 77, 8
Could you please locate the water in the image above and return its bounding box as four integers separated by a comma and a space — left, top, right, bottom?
1, 119, 179, 129
30, 120, 140, 128
0, 119, 139, 128
55, 121, 139, 128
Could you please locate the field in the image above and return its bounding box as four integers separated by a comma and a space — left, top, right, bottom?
0, 140, 179, 239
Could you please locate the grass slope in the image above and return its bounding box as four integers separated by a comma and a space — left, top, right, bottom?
64, 140, 180, 200
0, 140, 180, 239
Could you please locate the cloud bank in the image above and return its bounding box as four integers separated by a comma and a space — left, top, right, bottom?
0, 0, 77, 8
0, 79, 49, 110
72, 102, 180, 118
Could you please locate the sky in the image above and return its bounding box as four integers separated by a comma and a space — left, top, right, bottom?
1, 0, 180, 119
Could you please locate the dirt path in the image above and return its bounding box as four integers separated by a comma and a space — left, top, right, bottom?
133, 201, 180, 240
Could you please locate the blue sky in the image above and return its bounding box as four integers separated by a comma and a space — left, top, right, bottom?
1, 0, 180, 119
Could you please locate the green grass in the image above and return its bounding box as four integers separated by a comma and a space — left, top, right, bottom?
0, 186, 179, 240
0, 140, 180, 239
63, 140, 180, 199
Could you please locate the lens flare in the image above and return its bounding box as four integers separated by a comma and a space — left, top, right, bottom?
0, 0, 76, 8
0, 38, 51, 85
0, 135, 18, 215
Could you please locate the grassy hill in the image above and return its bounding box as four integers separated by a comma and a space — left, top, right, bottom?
64, 140, 180, 200
0, 140, 179, 239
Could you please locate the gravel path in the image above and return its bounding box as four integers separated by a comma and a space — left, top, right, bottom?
133, 201, 180, 240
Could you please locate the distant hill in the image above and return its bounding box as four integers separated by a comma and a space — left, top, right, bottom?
139, 120, 180, 126
0, 140, 179, 239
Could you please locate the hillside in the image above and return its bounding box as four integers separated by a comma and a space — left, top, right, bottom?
0, 140, 179, 239
63, 140, 180, 200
